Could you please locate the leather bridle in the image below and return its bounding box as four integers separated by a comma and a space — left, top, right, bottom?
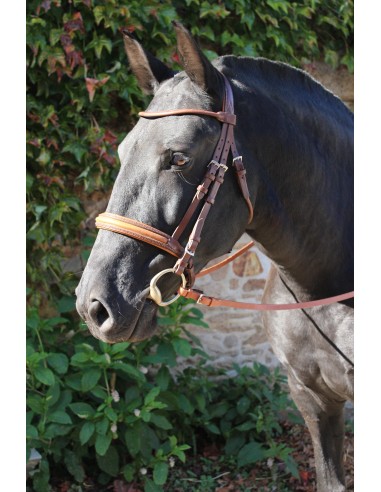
95, 75, 354, 310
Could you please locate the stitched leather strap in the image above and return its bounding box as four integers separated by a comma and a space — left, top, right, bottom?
196, 241, 255, 278
178, 287, 355, 310
138, 109, 236, 125
96, 213, 184, 258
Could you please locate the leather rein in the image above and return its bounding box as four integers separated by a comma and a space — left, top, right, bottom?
95, 75, 354, 310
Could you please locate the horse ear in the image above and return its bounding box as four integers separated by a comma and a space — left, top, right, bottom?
172, 21, 223, 98
122, 30, 176, 95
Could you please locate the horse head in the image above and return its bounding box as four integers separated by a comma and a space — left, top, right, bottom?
75, 23, 252, 343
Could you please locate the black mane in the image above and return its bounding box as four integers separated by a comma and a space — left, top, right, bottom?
214, 55, 353, 123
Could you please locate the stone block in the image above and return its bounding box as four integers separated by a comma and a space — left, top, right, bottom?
233, 251, 263, 277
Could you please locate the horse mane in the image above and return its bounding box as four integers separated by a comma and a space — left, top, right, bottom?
214, 55, 353, 123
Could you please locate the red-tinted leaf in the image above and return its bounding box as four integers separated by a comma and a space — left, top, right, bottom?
85, 76, 110, 102
64, 12, 85, 34
60, 33, 73, 48
103, 130, 118, 145
37, 174, 65, 188
46, 138, 59, 151
48, 113, 59, 127
27, 113, 40, 123
28, 138, 41, 148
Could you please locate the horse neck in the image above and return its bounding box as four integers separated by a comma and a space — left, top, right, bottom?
231, 66, 354, 297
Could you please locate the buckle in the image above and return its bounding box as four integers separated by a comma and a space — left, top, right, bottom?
196, 294, 205, 304
209, 160, 228, 172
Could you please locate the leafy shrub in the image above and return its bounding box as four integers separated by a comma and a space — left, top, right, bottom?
27, 298, 301, 491
26, 1, 353, 490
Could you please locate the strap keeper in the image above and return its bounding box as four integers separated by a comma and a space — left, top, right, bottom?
184, 245, 195, 257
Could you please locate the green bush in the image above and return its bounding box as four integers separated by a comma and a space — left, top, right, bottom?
26, 1, 353, 490
27, 297, 301, 491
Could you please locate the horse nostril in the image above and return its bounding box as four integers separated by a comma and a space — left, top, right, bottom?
88, 299, 110, 329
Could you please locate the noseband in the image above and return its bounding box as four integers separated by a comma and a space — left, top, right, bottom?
95, 75, 354, 309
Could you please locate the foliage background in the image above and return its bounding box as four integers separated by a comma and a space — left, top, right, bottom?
26, 1, 353, 490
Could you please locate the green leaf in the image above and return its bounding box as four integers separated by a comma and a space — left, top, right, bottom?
33, 458, 50, 492
57, 296, 75, 314
205, 423, 220, 435
79, 421, 95, 445
62, 141, 88, 163
225, 434, 246, 455
144, 478, 162, 492
237, 396, 251, 415
172, 338, 192, 357
86, 36, 112, 59
81, 368, 102, 391
27, 394, 45, 414
26, 424, 39, 439
144, 387, 160, 406
34, 366, 55, 386
48, 410, 72, 425
96, 445, 120, 476
110, 342, 131, 354
69, 402, 95, 419
156, 367, 171, 391
96, 417, 109, 435
95, 432, 112, 456
125, 426, 141, 457
284, 454, 299, 478
123, 463, 135, 482
237, 442, 265, 468
47, 353, 69, 374
113, 362, 145, 382
150, 414, 173, 430
153, 461, 169, 485
64, 449, 85, 482
71, 352, 90, 364
105, 406, 118, 422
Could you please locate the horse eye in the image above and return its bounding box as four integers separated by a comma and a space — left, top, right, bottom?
171, 153, 190, 167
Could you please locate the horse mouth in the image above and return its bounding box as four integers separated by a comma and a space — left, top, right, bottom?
81, 296, 159, 344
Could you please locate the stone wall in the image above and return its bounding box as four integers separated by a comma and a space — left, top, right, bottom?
72, 63, 353, 369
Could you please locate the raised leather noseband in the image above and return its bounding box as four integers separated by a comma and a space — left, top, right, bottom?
95, 213, 184, 258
